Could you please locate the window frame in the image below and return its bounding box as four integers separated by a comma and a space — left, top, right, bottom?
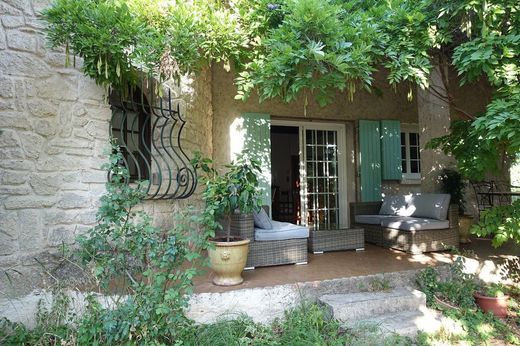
400, 126, 421, 181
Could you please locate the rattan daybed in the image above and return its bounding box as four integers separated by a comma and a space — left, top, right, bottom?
350, 194, 459, 254
229, 213, 308, 269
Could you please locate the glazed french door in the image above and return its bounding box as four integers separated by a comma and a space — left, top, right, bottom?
272, 121, 347, 230
301, 125, 346, 230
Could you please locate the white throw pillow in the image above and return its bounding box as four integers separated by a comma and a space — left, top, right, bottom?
253, 208, 273, 229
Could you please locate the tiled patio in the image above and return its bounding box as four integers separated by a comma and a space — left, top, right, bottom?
194, 237, 520, 294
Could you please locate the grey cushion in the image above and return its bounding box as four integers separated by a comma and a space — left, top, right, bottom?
409, 194, 451, 220
355, 214, 397, 225
253, 207, 272, 229
379, 195, 413, 216
381, 217, 450, 231
255, 221, 309, 241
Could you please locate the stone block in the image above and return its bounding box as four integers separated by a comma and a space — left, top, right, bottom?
83, 104, 112, 121
37, 155, 82, 172
43, 209, 78, 225
4, 196, 56, 209
0, 2, 23, 16
35, 75, 78, 101
81, 170, 107, 183
84, 120, 109, 140
47, 226, 75, 247
58, 102, 74, 137
0, 51, 51, 78
0, 185, 31, 195
30, 173, 62, 195
20, 226, 44, 251
0, 111, 31, 129
0, 129, 20, 147
57, 193, 90, 209
27, 99, 58, 118
7, 30, 39, 53
0, 147, 24, 160
1, 170, 28, 184
1, 15, 24, 28
78, 78, 105, 102
77, 210, 97, 225
24, 17, 46, 30
0, 25, 6, 50
0, 211, 19, 238
0, 233, 17, 255
48, 137, 93, 150
0, 76, 14, 98
2, 0, 32, 15
32, 0, 52, 15
0, 159, 34, 171
42, 52, 68, 68
33, 118, 57, 137
19, 132, 44, 159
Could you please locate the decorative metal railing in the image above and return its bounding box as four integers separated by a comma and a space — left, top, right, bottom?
109, 84, 197, 200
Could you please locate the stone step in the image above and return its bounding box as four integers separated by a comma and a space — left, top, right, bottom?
318, 288, 426, 322
356, 308, 444, 338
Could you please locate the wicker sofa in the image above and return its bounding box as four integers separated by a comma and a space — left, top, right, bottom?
229, 213, 308, 269
350, 194, 459, 254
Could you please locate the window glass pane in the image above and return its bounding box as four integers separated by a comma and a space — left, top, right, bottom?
409, 133, 418, 146
306, 130, 314, 144
306, 146, 314, 160
327, 131, 335, 144
410, 147, 418, 160
411, 160, 419, 173
316, 131, 324, 145
401, 147, 406, 159
401, 132, 406, 145
112, 111, 124, 130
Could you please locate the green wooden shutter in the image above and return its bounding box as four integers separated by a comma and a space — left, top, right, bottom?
380, 120, 402, 180
359, 120, 382, 202
240, 113, 272, 210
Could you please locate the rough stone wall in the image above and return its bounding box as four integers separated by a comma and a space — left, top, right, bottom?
0, 0, 112, 296
0, 0, 213, 297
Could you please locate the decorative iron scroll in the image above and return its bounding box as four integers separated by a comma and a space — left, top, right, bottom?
109, 84, 197, 200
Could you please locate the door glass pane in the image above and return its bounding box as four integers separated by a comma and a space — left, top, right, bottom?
305, 129, 340, 230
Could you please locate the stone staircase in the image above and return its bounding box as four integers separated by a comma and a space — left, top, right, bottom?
318, 287, 445, 337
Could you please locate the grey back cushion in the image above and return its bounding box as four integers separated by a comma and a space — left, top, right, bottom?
379, 195, 412, 216
253, 207, 272, 229
409, 194, 451, 220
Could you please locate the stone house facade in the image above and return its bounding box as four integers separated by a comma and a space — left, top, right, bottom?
0, 0, 491, 296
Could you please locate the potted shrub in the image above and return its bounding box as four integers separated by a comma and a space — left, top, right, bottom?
193, 153, 262, 286
440, 169, 474, 243
473, 283, 510, 317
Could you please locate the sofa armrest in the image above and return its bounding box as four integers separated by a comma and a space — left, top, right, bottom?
349, 201, 382, 226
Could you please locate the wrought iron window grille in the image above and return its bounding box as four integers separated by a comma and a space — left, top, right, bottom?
109, 84, 197, 200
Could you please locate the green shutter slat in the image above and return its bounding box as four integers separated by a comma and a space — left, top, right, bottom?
359, 120, 382, 202
381, 120, 402, 180
241, 113, 272, 210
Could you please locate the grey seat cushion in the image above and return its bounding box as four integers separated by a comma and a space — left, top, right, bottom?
255, 221, 309, 241
355, 214, 397, 225
379, 195, 413, 216
380, 217, 450, 231
253, 208, 272, 229
409, 194, 451, 220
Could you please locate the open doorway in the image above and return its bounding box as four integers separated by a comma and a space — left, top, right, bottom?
271, 126, 301, 224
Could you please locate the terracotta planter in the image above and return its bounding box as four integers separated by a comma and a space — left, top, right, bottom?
208, 237, 250, 286
458, 215, 474, 244
473, 292, 510, 317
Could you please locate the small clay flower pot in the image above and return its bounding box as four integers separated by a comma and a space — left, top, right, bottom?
473, 292, 510, 318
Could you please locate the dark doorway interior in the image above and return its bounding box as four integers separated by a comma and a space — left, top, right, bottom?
271, 126, 300, 224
